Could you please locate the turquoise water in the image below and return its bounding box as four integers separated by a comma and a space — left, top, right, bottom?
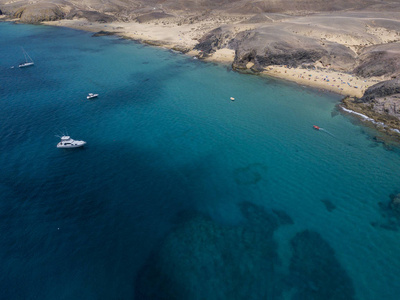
1, 22, 400, 299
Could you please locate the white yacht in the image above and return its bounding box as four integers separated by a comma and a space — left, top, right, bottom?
87, 93, 99, 99
57, 136, 86, 148
19, 48, 34, 68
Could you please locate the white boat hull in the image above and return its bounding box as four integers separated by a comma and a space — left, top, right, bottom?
19, 62, 34, 68
57, 141, 86, 148
87, 94, 99, 99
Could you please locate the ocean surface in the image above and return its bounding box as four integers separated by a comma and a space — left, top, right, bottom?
1, 22, 400, 300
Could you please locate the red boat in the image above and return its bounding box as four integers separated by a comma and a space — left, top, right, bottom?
313, 125, 320, 130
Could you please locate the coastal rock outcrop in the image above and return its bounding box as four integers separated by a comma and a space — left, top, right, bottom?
13, 3, 64, 23
341, 78, 400, 136
362, 78, 400, 103
230, 28, 355, 72
194, 27, 234, 57
339, 42, 400, 134
360, 79, 400, 124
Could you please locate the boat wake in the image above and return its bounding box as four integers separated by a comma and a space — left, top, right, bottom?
313, 125, 336, 138
319, 128, 336, 138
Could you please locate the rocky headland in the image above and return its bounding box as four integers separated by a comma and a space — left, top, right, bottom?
2, 0, 400, 136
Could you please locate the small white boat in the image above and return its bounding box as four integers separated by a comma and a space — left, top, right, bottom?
19, 48, 34, 68
87, 93, 99, 99
57, 136, 86, 148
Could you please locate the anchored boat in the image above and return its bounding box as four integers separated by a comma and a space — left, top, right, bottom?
87, 93, 99, 99
57, 136, 86, 148
19, 48, 34, 68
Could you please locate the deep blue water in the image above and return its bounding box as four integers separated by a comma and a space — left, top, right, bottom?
1, 22, 400, 299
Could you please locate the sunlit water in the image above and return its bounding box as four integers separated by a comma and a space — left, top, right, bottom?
1, 22, 400, 299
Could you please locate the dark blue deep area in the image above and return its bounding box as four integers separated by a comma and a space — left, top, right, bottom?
1, 22, 400, 299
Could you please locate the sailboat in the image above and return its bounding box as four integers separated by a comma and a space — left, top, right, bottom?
19, 48, 34, 68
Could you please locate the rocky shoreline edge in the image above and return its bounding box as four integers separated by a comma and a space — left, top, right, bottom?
341, 78, 400, 140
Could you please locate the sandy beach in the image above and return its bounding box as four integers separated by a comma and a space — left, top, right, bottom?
42, 18, 240, 63
43, 17, 247, 51
41, 15, 392, 99
261, 66, 382, 98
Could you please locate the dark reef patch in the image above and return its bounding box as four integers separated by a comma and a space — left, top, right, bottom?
233, 163, 268, 185
135, 202, 355, 299
373, 192, 400, 231
135, 202, 292, 299
289, 230, 355, 299
321, 198, 336, 212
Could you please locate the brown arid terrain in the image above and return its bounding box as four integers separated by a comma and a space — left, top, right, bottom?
1, 0, 400, 135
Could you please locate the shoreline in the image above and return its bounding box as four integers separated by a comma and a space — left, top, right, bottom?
3, 17, 399, 139
40, 18, 380, 98
341, 106, 400, 134
260, 66, 382, 98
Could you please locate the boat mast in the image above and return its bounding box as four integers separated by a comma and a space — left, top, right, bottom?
21, 47, 33, 63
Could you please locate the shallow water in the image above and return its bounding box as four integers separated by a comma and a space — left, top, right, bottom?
1, 22, 400, 299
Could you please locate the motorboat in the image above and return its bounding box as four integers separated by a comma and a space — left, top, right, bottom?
313, 125, 320, 130
87, 93, 99, 99
57, 136, 86, 148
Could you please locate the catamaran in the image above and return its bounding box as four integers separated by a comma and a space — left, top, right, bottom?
19, 48, 34, 68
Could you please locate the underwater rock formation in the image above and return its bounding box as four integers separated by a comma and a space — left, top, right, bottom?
135, 202, 355, 299
375, 192, 400, 231
390, 193, 400, 215
233, 163, 268, 185
135, 202, 293, 299
321, 198, 337, 212
289, 230, 355, 299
